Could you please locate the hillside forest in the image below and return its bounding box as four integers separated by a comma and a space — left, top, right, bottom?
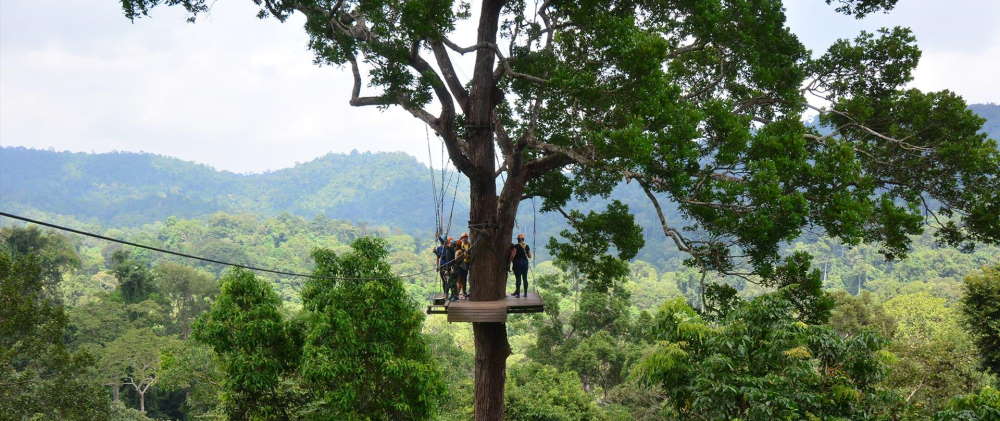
4, 0, 1000, 419
3, 153, 1000, 419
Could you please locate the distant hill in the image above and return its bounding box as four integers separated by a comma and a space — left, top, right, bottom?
0, 148, 470, 233
0, 146, 686, 265
2, 103, 997, 266
969, 103, 1000, 140
807, 103, 1000, 141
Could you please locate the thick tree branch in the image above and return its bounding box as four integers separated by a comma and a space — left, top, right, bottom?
348, 58, 395, 107
320, 3, 477, 176
444, 39, 548, 84
347, 57, 441, 130
431, 40, 470, 113
523, 153, 574, 179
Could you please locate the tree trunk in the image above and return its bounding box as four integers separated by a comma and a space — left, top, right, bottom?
139, 390, 145, 412
111, 384, 119, 402
466, 153, 516, 421
466, 169, 523, 421
465, 2, 515, 418
473, 323, 511, 420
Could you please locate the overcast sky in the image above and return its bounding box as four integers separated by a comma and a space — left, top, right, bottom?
2, 1, 997, 173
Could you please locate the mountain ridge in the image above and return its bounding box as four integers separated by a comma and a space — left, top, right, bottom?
3, 103, 998, 266
0, 147, 469, 232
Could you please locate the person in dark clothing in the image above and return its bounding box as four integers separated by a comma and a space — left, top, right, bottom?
508, 233, 531, 297
434, 236, 456, 297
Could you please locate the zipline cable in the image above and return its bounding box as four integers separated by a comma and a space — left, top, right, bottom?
0, 211, 457, 282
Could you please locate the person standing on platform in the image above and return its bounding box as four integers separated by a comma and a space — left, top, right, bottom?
455, 233, 471, 299
508, 233, 531, 298
434, 236, 456, 297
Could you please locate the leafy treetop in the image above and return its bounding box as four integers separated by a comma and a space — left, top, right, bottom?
117, 0, 999, 289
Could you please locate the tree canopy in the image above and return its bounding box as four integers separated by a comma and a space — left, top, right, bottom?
0, 229, 111, 420
301, 238, 444, 420
961, 265, 1000, 375
113, 0, 1000, 419
117, 0, 1000, 291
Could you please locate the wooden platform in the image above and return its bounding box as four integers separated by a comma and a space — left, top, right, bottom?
426, 293, 544, 323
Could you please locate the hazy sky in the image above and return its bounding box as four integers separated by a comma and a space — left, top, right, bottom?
2, 0, 997, 173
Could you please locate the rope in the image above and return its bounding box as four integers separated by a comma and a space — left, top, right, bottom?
0, 211, 456, 282
532, 197, 538, 270
440, 135, 447, 234
445, 172, 459, 237
426, 125, 441, 238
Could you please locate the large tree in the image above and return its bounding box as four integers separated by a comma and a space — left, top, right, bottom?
97, 328, 181, 413
634, 292, 903, 420
302, 238, 444, 419
192, 268, 300, 420
117, 0, 1000, 418
961, 265, 1000, 376
0, 229, 111, 420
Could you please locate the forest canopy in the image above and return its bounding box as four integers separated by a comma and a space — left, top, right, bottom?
2, 0, 1000, 419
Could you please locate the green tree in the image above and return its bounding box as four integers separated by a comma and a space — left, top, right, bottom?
154, 262, 219, 338
933, 386, 1000, 421
0, 231, 111, 420
67, 297, 130, 348
112, 250, 156, 305
634, 293, 900, 420
601, 380, 671, 421
1, 226, 80, 293
504, 362, 603, 421
961, 265, 1000, 375
300, 238, 444, 420
529, 257, 638, 399
828, 290, 897, 339
97, 328, 181, 413
875, 292, 988, 416
109, 400, 156, 421
192, 268, 300, 421
116, 1, 1000, 418
159, 342, 224, 419
423, 329, 475, 421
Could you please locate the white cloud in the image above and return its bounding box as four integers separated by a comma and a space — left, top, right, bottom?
1, 0, 425, 173
1, 0, 997, 173
785, 0, 1000, 103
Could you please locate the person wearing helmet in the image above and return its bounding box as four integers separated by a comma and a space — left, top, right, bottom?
455, 233, 472, 299
508, 233, 531, 297
434, 236, 457, 297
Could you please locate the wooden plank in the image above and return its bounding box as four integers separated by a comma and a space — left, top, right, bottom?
448, 306, 507, 322
430, 292, 544, 322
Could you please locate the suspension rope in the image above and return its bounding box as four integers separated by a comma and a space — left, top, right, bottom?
447, 169, 461, 230
440, 134, 448, 235
532, 196, 538, 270
0, 211, 458, 282
425, 125, 441, 238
